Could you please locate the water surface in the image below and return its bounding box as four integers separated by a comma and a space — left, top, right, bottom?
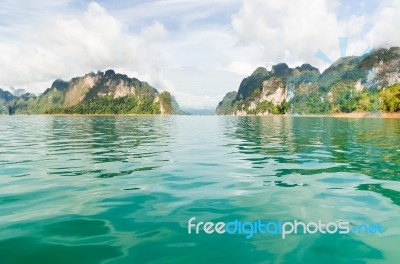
0, 116, 399, 263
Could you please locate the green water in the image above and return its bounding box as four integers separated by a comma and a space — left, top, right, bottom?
0, 116, 399, 264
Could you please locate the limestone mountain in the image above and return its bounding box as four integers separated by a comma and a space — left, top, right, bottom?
216, 47, 400, 115
236, 67, 270, 101
2, 70, 180, 115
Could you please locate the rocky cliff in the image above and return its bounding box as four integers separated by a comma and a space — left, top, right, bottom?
216, 47, 400, 115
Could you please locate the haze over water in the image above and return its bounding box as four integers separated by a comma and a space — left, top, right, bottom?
0, 116, 399, 264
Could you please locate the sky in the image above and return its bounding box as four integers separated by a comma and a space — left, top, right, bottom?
0, 0, 399, 109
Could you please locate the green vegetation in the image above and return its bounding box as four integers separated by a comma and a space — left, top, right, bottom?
317, 56, 369, 93
45, 95, 160, 114
355, 91, 380, 112
30, 89, 66, 113
328, 81, 380, 113
329, 81, 358, 113
215, 91, 238, 115
379, 84, 400, 112
236, 67, 270, 100
290, 81, 380, 114
287, 71, 319, 84
290, 93, 330, 114
159, 91, 173, 114
245, 100, 289, 115
359, 47, 400, 68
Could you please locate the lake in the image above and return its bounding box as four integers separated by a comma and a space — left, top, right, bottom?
0, 116, 399, 264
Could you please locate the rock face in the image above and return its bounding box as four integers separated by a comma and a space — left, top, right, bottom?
236, 67, 270, 100
260, 77, 287, 105
1, 70, 180, 115
233, 77, 288, 115
216, 46, 400, 115
373, 48, 400, 89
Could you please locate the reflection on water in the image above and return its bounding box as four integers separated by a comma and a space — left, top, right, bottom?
0, 116, 399, 264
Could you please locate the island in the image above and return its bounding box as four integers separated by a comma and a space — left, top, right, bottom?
0, 70, 181, 115
216, 47, 400, 116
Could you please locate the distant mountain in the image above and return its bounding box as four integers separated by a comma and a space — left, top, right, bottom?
10, 88, 28, 97
216, 47, 400, 115
0, 88, 14, 102
0, 88, 15, 114
1, 70, 181, 115
171, 96, 185, 115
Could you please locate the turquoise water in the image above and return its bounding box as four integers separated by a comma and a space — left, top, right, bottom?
0, 116, 399, 264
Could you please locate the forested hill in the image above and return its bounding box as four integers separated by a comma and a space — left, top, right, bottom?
1, 70, 180, 115
216, 47, 400, 115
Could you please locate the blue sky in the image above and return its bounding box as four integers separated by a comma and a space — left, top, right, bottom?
0, 0, 399, 109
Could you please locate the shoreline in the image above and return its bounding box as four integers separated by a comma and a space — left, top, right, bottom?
231, 112, 400, 119
3, 112, 400, 118
2, 113, 171, 117
329, 112, 400, 119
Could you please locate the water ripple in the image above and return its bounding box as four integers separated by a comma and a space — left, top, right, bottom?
0, 116, 399, 263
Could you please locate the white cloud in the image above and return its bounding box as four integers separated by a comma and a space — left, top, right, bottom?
1, 0, 399, 110
366, 0, 400, 48
231, 0, 400, 70
0, 2, 168, 94
139, 21, 168, 41
0, 1, 243, 109
232, 0, 345, 69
